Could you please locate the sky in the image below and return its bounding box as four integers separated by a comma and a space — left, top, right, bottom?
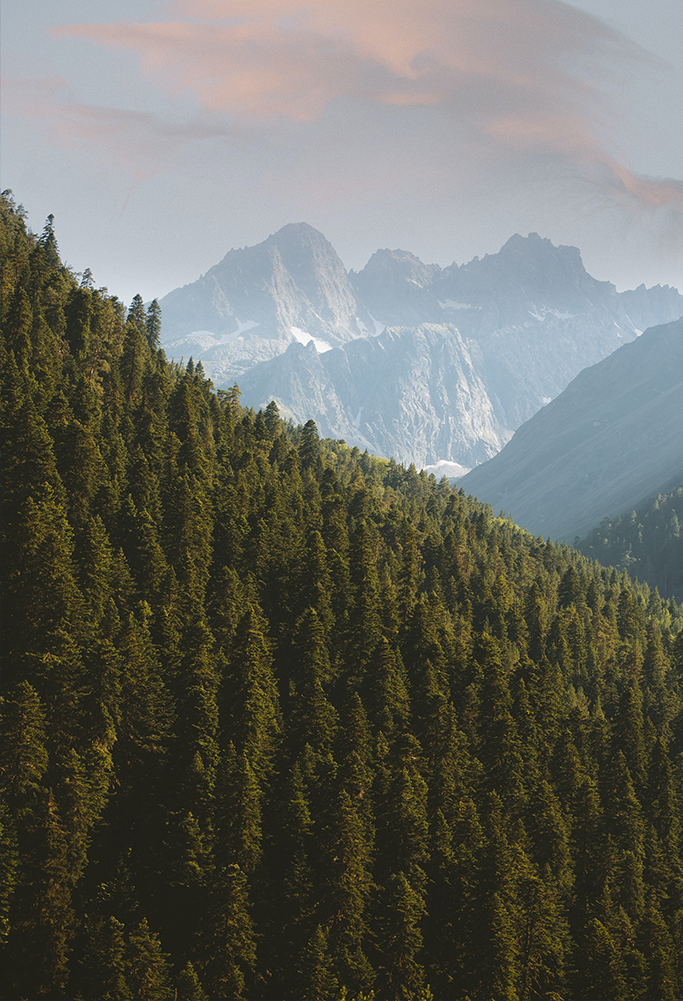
2, 0, 682, 306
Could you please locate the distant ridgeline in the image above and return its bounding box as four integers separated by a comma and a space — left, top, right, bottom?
578, 486, 683, 603
2, 191, 683, 1001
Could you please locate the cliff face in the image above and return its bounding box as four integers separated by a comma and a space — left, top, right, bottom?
161, 221, 369, 342
160, 226, 683, 467
240, 324, 510, 468
159, 222, 373, 376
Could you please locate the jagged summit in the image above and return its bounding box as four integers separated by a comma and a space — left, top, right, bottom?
353, 247, 441, 282
351, 248, 443, 328
159, 220, 370, 350
211, 221, 347, 286
159, 221, 683, 467
434, 232, 615, 327
259, 222, 342, 273
269, 220, 324, 239
496, 232, 585, 273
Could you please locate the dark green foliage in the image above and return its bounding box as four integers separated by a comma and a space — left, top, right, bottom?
2, 192, 683, 999
145, 299, 162, 350
579, 485, 683, 600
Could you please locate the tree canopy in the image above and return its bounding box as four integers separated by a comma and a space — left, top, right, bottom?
2, 190, 682, 1000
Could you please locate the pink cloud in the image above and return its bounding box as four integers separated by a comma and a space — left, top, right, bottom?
6, 0, 679, 222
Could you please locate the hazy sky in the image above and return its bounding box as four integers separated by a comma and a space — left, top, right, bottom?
2, 0, 682, 305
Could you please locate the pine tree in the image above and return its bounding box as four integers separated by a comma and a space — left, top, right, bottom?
469, 795, 520, 1001
578, 917, 627, 1000
2, 790, 76, 999
298, 924, 339, 1001
224, 606, 282, 783
376, 872, 427, 1001
79, 914, 132, 1001
318, 788, 375, 994
126, 917, 172, 1000
145, 299, 162, 350
176, 960, 208, 1000
202, 864, 256, 1000
637, 903, 679, 1000
298, 418, 321, 472
39, 213, 60, 268
287, 608, 338, 755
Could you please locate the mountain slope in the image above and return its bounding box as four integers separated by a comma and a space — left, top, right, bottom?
240, 323, 510, 467
432, 233, 672, 427
3, 191, 683, 1001
460, 318, 683, 541
578, 485, 683, 600
350, 248, 443, 328
159, 222, 372, 376
159, 227, 683, 467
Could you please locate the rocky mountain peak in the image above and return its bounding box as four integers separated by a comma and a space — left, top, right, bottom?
258, 222, 359, 324
264, 221, 342, 269
499, 231, 582, 267
351, 248, 443, 327
354, 247, 441, 286
434, 232, 618, 330
158, 222, 682, 471
454, 232, 596, 289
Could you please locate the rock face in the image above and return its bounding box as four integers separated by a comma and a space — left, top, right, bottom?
350, 249, 443, 329
460, 318, 683, 542
160, 226, 683, 467
240, 324, 509, 468
160, 222, 372, 377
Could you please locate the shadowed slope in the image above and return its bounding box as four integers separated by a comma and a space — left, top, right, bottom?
460, 318, 683, 541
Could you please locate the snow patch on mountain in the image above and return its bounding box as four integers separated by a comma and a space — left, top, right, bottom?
233, 318, 259, 334
422, 459, 471, 480
528, 305, 574, 322
290, 326, 333, 353
368, 314, 386, 336
438, 300, 480, 311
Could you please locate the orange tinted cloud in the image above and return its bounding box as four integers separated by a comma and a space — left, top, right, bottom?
13, 0, 682, 219
54, 0, 619, 116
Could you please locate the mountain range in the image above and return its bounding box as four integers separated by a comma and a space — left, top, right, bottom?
159, 225, 683, 468
460, 317, 683, 543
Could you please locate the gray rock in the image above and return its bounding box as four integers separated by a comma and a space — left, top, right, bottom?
460, 318, 683, 541
159, 225, 683, 469
240, 324, 508, 468
160, 221, 373, 349
350, 249, 443, 328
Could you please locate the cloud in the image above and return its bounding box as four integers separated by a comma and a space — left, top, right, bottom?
1, 74, 231, 180
5, 0, 681, 249
53, 0, 620, 121
44, 0, 682, 215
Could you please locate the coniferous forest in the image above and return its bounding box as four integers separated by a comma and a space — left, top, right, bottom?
578, 487, 683, 604
2, 190, 683, 1000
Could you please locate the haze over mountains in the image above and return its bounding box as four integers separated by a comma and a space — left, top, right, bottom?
160, 225, 683, 468
461, 317, 683, 543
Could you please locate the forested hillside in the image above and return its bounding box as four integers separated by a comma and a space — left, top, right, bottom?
2, 191, 683, 1001
579, 486, 683, 602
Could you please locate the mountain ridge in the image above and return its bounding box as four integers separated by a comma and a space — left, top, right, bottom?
460, 317, 683, 541
159, 224, 683, 467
